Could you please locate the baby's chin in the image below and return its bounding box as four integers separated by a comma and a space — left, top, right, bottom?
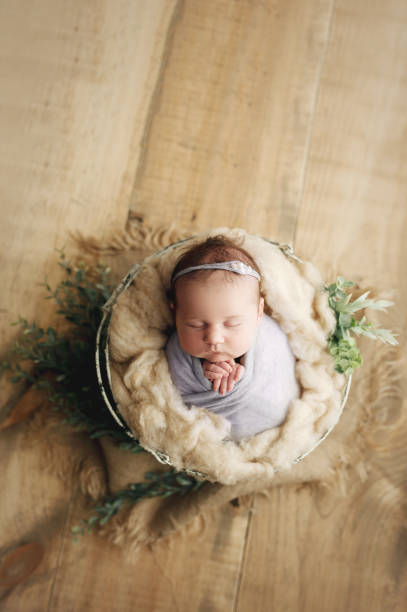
197, 350, 240, 362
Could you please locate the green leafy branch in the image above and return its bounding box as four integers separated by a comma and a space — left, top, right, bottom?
1, 252, 205, 536
72, 471, 206, 541
0, 255, 142, 449
45, 250, 113, 333
325, 277, 398, 375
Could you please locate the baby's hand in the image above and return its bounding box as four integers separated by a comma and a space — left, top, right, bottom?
202, 360, 233, 389
217, 362, 244, 395
202, 359, 245, 395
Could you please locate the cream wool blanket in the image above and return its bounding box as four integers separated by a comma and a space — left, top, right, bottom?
165, 314, 300, 441
108, 227, 347, 485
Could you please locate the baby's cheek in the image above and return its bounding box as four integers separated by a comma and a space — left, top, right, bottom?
235, 328, 255, 352
179, 329, 203, 355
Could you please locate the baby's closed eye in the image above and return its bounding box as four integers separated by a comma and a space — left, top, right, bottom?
185, 321, 241, 329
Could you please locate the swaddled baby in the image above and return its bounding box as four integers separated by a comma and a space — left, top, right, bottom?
165, 235, 300, 441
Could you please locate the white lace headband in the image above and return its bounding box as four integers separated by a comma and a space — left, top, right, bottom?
172, 260, 261, 282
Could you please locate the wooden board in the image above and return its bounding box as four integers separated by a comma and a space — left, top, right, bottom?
237, 1, 407, 610
0, 0, 177, 351
129, 0, 335, 242
48, 501, 251, 611
1, 1, 406, 611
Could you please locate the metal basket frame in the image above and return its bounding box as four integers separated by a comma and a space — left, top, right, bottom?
95, 237, 351, 478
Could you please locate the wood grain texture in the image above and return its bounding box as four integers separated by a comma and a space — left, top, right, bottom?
295, 0, 407, 288
130, 0, 334, 241
47, 500, 250, 612
0, 0, 176, 350
0, 423, 75, 610
1, 0, 406, 611
237, 1, 407, 610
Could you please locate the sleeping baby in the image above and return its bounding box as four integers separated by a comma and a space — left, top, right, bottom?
165, 235, 300, 441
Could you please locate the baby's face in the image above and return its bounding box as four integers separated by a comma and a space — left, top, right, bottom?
173, 273, 264, 361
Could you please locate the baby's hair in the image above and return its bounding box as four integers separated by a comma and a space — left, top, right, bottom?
168, 235, 263, 305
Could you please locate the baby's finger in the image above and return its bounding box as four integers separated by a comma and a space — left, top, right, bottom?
207, 363, 231, 375
204, 370, 224, 380
219, 376, 228, 395
215, 361, 233, 374
234, 364, 245, 381
202, 367, 225, 378
228, 368, 241, 391
223, 359, 235, 367
212, 377, 221, 392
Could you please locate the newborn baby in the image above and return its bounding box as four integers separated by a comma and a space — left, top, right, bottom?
165, 235, 300, 441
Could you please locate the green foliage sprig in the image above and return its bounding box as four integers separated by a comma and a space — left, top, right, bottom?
1, 252, 206, 537
1, 254, 143, 450
72, 471, 206, 541
326, 277, 398, 376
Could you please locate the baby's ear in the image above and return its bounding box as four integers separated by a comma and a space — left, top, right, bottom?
258, 297, 264, 318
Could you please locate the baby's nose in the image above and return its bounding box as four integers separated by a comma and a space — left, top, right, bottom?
204, 325, 224, 345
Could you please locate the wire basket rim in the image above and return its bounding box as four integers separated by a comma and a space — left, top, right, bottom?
95, 236, 351, 480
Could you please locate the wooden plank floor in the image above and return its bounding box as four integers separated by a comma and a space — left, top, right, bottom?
1, 1, 406, 610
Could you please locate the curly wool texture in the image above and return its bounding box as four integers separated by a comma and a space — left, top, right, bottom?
108, 228, 347, 485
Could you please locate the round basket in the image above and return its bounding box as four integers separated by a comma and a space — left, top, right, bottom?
96, 236, 352, 481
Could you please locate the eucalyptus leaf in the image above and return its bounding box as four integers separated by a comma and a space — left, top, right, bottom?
326, 277, 398, 375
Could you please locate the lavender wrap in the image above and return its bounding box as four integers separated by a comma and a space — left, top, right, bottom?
165, 314, 300, 441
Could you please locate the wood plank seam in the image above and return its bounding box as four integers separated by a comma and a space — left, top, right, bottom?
46, 483, 81, 612
232, 495, 255, 612
132, 0, 185, 205
293, 0, 336, 250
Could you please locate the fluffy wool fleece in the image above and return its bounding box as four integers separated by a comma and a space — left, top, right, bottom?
108, 227, 347, 485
